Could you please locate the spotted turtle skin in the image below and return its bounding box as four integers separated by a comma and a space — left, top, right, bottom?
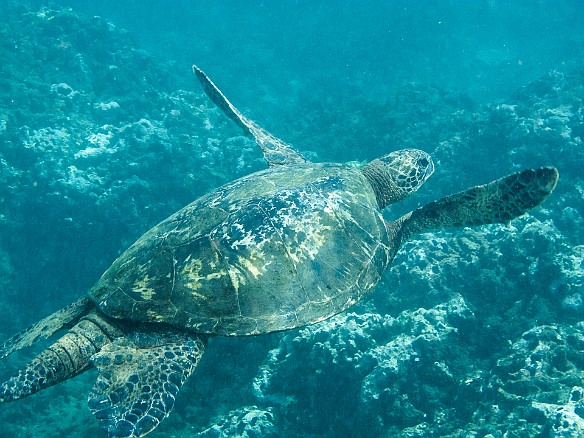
89, 163, 390, 336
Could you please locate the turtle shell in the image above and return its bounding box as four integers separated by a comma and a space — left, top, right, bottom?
89, 163, 391, 335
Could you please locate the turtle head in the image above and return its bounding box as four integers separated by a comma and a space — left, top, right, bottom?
361, 149, 434, 210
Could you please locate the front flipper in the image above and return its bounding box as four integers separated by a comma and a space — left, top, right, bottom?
88, 331, 206, 438
393, 167, 558, 243
193, 65, 307, 167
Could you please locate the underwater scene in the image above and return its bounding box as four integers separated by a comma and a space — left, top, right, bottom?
0, 0, 583, 436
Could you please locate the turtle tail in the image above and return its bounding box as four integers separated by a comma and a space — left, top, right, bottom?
0, 313, 123, 403
388, 167, 558, 246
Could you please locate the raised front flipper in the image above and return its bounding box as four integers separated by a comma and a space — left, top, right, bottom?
88, 331, 205, 438
193, 65, 307, 167
392, 167, 558, 244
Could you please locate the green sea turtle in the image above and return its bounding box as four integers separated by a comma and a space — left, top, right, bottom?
0, 65, 558, 437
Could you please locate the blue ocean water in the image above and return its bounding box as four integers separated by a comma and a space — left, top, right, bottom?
0, 0, 582, 436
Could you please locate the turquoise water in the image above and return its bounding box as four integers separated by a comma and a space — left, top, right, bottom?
0, 1, 582, 436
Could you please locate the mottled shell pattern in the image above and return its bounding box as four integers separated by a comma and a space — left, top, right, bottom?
89, 163, 390, 335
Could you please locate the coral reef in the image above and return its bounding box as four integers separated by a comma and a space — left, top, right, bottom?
0, 2, 582, 437
0, 5, 263, 324
253, 298, 475, 437
197, 406, 277, 438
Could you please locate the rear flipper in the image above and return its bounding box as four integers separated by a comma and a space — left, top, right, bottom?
394, 167, 559, 242
88, 331, 206, 438
0, 297, 91, 360
0, 312, 121, 402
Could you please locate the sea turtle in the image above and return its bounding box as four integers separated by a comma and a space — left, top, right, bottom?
0, 65, 558, 438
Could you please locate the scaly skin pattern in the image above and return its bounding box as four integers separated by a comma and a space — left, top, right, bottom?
0, 313, 123, 402
399, 167, 559, 240
89, 332, 206, 438
361, 149, 434, 209
0, 297, 92, 360
89, 163, 391, 336
192, 65, 307, 166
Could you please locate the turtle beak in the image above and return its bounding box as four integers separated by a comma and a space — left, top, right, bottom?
420, 154, 434, 181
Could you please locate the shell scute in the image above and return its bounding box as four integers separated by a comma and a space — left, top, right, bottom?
89, 164, 390, 335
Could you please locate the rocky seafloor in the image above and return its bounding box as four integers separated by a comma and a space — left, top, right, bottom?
0, 3, 583, 438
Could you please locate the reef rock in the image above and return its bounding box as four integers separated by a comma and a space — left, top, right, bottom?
196, 406, 277, 438
0, 5, 263, 316
253, 296, 478, 436
472, 323, 584, 436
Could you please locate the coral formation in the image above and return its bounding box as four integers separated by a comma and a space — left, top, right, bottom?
0, 2, 582, 437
